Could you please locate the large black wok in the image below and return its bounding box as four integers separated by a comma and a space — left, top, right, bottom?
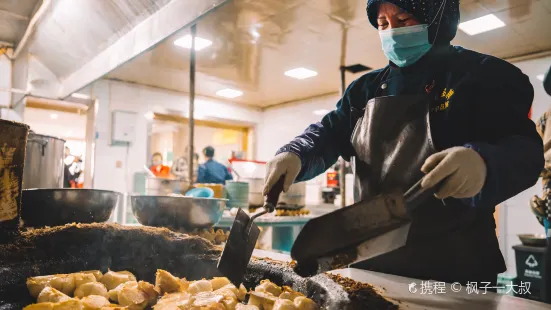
0, 224, 393, 309
21, 189, 120, 227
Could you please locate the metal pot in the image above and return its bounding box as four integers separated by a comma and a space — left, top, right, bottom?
145, 177, 190, 196
242, 178, 306, 207
279, 182, 306, 207
225, 181, 249, 209
22, 132, 65, 189
241, 178, 264, 207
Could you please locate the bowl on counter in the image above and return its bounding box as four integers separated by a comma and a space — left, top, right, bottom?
185, 187, 215, 198
517, 234, 548, 247
21, 189, 121, 227
130, 195, 227, 232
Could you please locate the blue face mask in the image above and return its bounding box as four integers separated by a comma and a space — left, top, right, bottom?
379, 24, 432, 67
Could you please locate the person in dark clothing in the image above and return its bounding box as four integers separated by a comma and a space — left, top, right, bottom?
63, 146, 73, 188
263, 0, 544, 286
197, 146, 233, 184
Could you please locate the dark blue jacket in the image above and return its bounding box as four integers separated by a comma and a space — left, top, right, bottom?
197, 159, 233, 184
278, 46, 543, 209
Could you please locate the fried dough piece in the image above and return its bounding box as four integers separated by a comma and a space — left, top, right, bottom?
255, 280, 282, 297
23, 303, 55, 310
210, 277, 231, 291
248, 291, 277, 310
101, 271, 136, 291
37, 287, 72, 304
82, 271, 103, 282
50, 275, 76, 296
237, 284, 247, 302
73, 273, 98, 287
155, 270, 184, 294
273, 299, 297, 310
235, 305, 259, 310
52, 299, 83, 310
118, 286, 148, 310
187, 279, 213, 295
108, 281, 138, 303
214, 287, 238, 310
137, 280, 159, 306
74, 282, 109, 299
293, 297, 318, 310
27, 275, 57, 299
80, 295, 111, 310
153, 292, 191, 310
278, 286, 304, 302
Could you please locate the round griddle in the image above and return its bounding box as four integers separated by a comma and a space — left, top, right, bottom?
0, 224, 360, 309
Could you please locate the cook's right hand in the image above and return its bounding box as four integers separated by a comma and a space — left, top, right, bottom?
263, 152, 302, 195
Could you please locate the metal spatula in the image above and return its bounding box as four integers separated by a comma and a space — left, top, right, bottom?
291, 178, 438, 276
218, 176, 285, 286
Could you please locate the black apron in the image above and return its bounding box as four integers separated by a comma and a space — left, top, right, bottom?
349, 69, 503, 285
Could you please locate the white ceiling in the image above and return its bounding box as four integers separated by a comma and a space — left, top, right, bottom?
23, 107, 87, 140
28, 0, 173, 79
107, 0, 551, 107
0, 0, 41, 48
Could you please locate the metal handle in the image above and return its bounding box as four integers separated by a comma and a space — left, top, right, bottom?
264, 175, 285, 213
403, 177, 441, 214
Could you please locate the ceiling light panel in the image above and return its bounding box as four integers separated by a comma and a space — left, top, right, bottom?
174, 35, 213, 51
216, 89, 243, 98
458, 14, 505, 36
285, 68, 318, 80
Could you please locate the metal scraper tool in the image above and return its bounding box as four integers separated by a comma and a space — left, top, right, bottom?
291, 178, 438, 276
218, 176, 285, 286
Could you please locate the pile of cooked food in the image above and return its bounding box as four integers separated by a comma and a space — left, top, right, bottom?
180, 228, 229, 245
274, 209, 310, 217
24, 269, 319, 310
247, 208, 310, 217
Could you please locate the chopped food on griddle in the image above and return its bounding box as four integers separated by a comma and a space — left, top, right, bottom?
154, 269, 183, 294
101, 270, 136, 291
74, 282, 108, 299
24, 269, 319, 310
79, 295, 111, 309
37, 287, 71, 304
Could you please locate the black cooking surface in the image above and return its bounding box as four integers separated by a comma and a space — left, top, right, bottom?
0, 223, 354, 309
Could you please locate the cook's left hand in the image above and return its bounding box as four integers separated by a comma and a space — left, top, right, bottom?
420, 146, 487, 199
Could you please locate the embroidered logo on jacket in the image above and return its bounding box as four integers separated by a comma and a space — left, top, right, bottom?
432, 88, 454, 112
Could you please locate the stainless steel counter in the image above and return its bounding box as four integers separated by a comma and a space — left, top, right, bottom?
251, 250, 550, 310
217, 213, 314, 227
217, 204, 337, 227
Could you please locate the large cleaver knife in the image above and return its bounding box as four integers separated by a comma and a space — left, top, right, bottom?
291, 178, 438, 276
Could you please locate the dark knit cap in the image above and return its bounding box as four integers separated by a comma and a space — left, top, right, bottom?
367, 0, 460, 44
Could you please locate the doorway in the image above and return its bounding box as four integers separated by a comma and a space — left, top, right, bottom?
148, 113, 252, 182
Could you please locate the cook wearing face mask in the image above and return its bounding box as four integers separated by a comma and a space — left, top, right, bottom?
150, 152, 171, 178
264, 0, 543, 286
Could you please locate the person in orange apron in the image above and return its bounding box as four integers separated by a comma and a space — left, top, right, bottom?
149, 152, 170, 178
264, 0, 543, 286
